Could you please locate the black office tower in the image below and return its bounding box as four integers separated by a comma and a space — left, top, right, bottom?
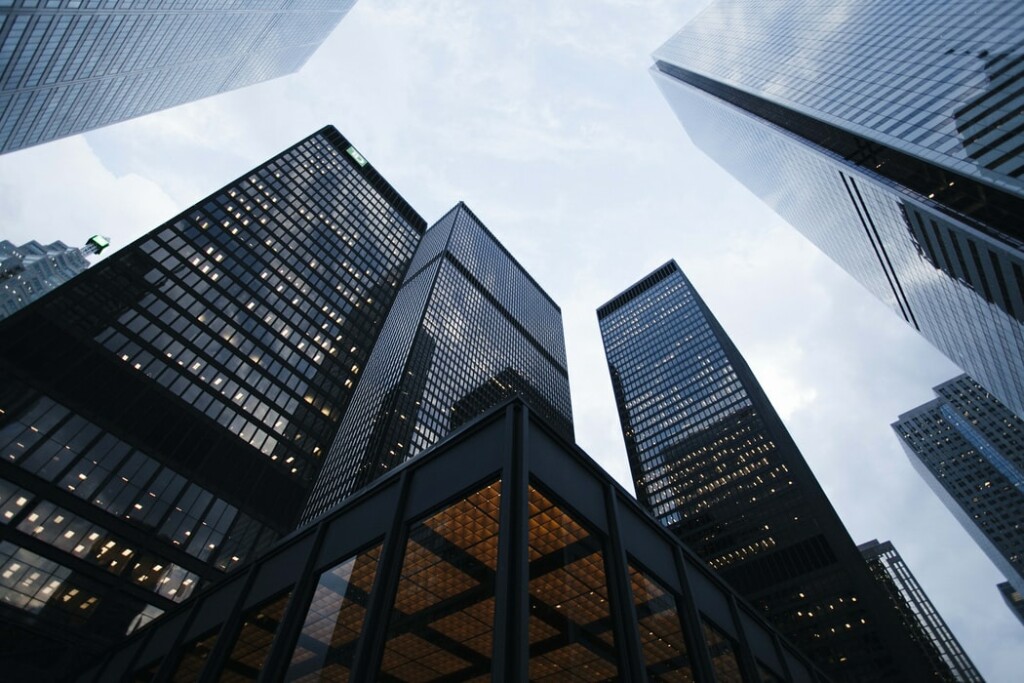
0, 126, 424, 678
651, 0, 1024, 421
303, 202, 573, 523
598, 261, 936, 681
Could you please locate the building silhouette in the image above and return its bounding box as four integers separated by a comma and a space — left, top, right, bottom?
651, 0, 1024, 420
0, 1, 356, 153
598, 261, 936, 681
858, 539, 983, 682
75, 400, 828, 683
302, 203, 573, 522
0, 125, 424, 678
894, 375, 1024, 615
0, 235, 108, 319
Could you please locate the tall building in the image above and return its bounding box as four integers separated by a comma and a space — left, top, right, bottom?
0, 125, 424, 679
598, 261, 936, 681
75, 400, 827, 683
303, 202, 573, 522
0, 235, 108, 319
0, 1, 356, 154
893, 375, 1024, 600
858, 539, 983, 682
651, 0, 1024, 420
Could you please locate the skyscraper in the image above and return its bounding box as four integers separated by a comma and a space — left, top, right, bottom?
858, 539, 983, 682
997, 582, 1024, 627
893, 375, 1024, 603
0, 1, 356, 154
0, 235, 108, 319
651, 0, 1024, 420
303, 202, 573, 523
599, 261, 935, 681
0, 125, 424, 679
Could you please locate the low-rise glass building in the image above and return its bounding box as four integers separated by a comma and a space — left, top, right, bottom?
78, 400, 827, 682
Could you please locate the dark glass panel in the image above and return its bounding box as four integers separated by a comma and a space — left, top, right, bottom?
377, 480, 501, 681
526, 486, 619, 681
703, 618, 744, 683
284, 543, 382, 682
219, 592, 292, 682
628, 565, 694, 682
169, 630, 220, 682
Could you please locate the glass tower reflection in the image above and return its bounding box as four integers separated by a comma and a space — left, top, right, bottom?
652, 0, 1024, 421
0, 0, 356, 153
599, 261, 937, 681
303, 203, 573, 523
0, 125, 424, 679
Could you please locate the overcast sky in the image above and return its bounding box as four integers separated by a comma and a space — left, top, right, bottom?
0, 1, 1019, 679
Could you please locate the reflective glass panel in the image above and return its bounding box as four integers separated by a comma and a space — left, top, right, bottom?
526, 485, 619, 681
703, 618, 744, 682
378, 480, 501, 681
169, 630, 219, 682
628, 565, 693, 681
285, 542, 383, 681
220, 592, 293, 682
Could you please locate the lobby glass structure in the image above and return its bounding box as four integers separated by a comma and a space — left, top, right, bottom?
858, 540, 982, 682
0, 125, 424, 678
0, 234, 108, 320
0, 0, 356, 153
302, 202, 573, 523
598, 261, 936, 681
78, 400, 828, 683
652, 0, 1024, 421
893, 375, 1024, 602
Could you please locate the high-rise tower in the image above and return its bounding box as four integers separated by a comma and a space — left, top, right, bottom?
0, 235, 108, 319
858, 539, 983, 682
894, 375, 1024, 608
651, 0, 1024, 420
598, 261, 936, 681
303, 202, 573, 522
0, 125, 424, 678
0, 1, 356, 153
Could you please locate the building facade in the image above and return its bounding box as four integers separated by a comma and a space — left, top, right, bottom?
302, 202, 573, 523
598, 261, 936, 681
858, 539, 983, 682
76, 400, 829, 683
0, 1, 356, 153
651, 0, 1024, 420
893, 375, 1024, 600
0, 234, 108, 319
0, 125, 424, 679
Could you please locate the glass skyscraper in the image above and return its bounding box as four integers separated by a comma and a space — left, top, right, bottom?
599, 261, 937, 681
0, 125, 424, 679
0, 1, 356, 153
303, 202, 573, 523
651, 0, 1024, 420
0, 234, 108, 320
858, 539, 983, 682
893, 374, 1024, 608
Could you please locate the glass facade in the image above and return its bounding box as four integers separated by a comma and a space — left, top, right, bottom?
78, 400, 824, 683
0, 125, 424, 679
893, 374, 1024, 597
599, 261, 938, 681
652, 0, 1024, 422
302, 202, 573, 522
0, 0, 356, 153
858, 539, 983, 682
997, 581, 1024, 628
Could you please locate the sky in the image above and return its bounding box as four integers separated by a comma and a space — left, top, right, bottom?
0, 0, 1019, 679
